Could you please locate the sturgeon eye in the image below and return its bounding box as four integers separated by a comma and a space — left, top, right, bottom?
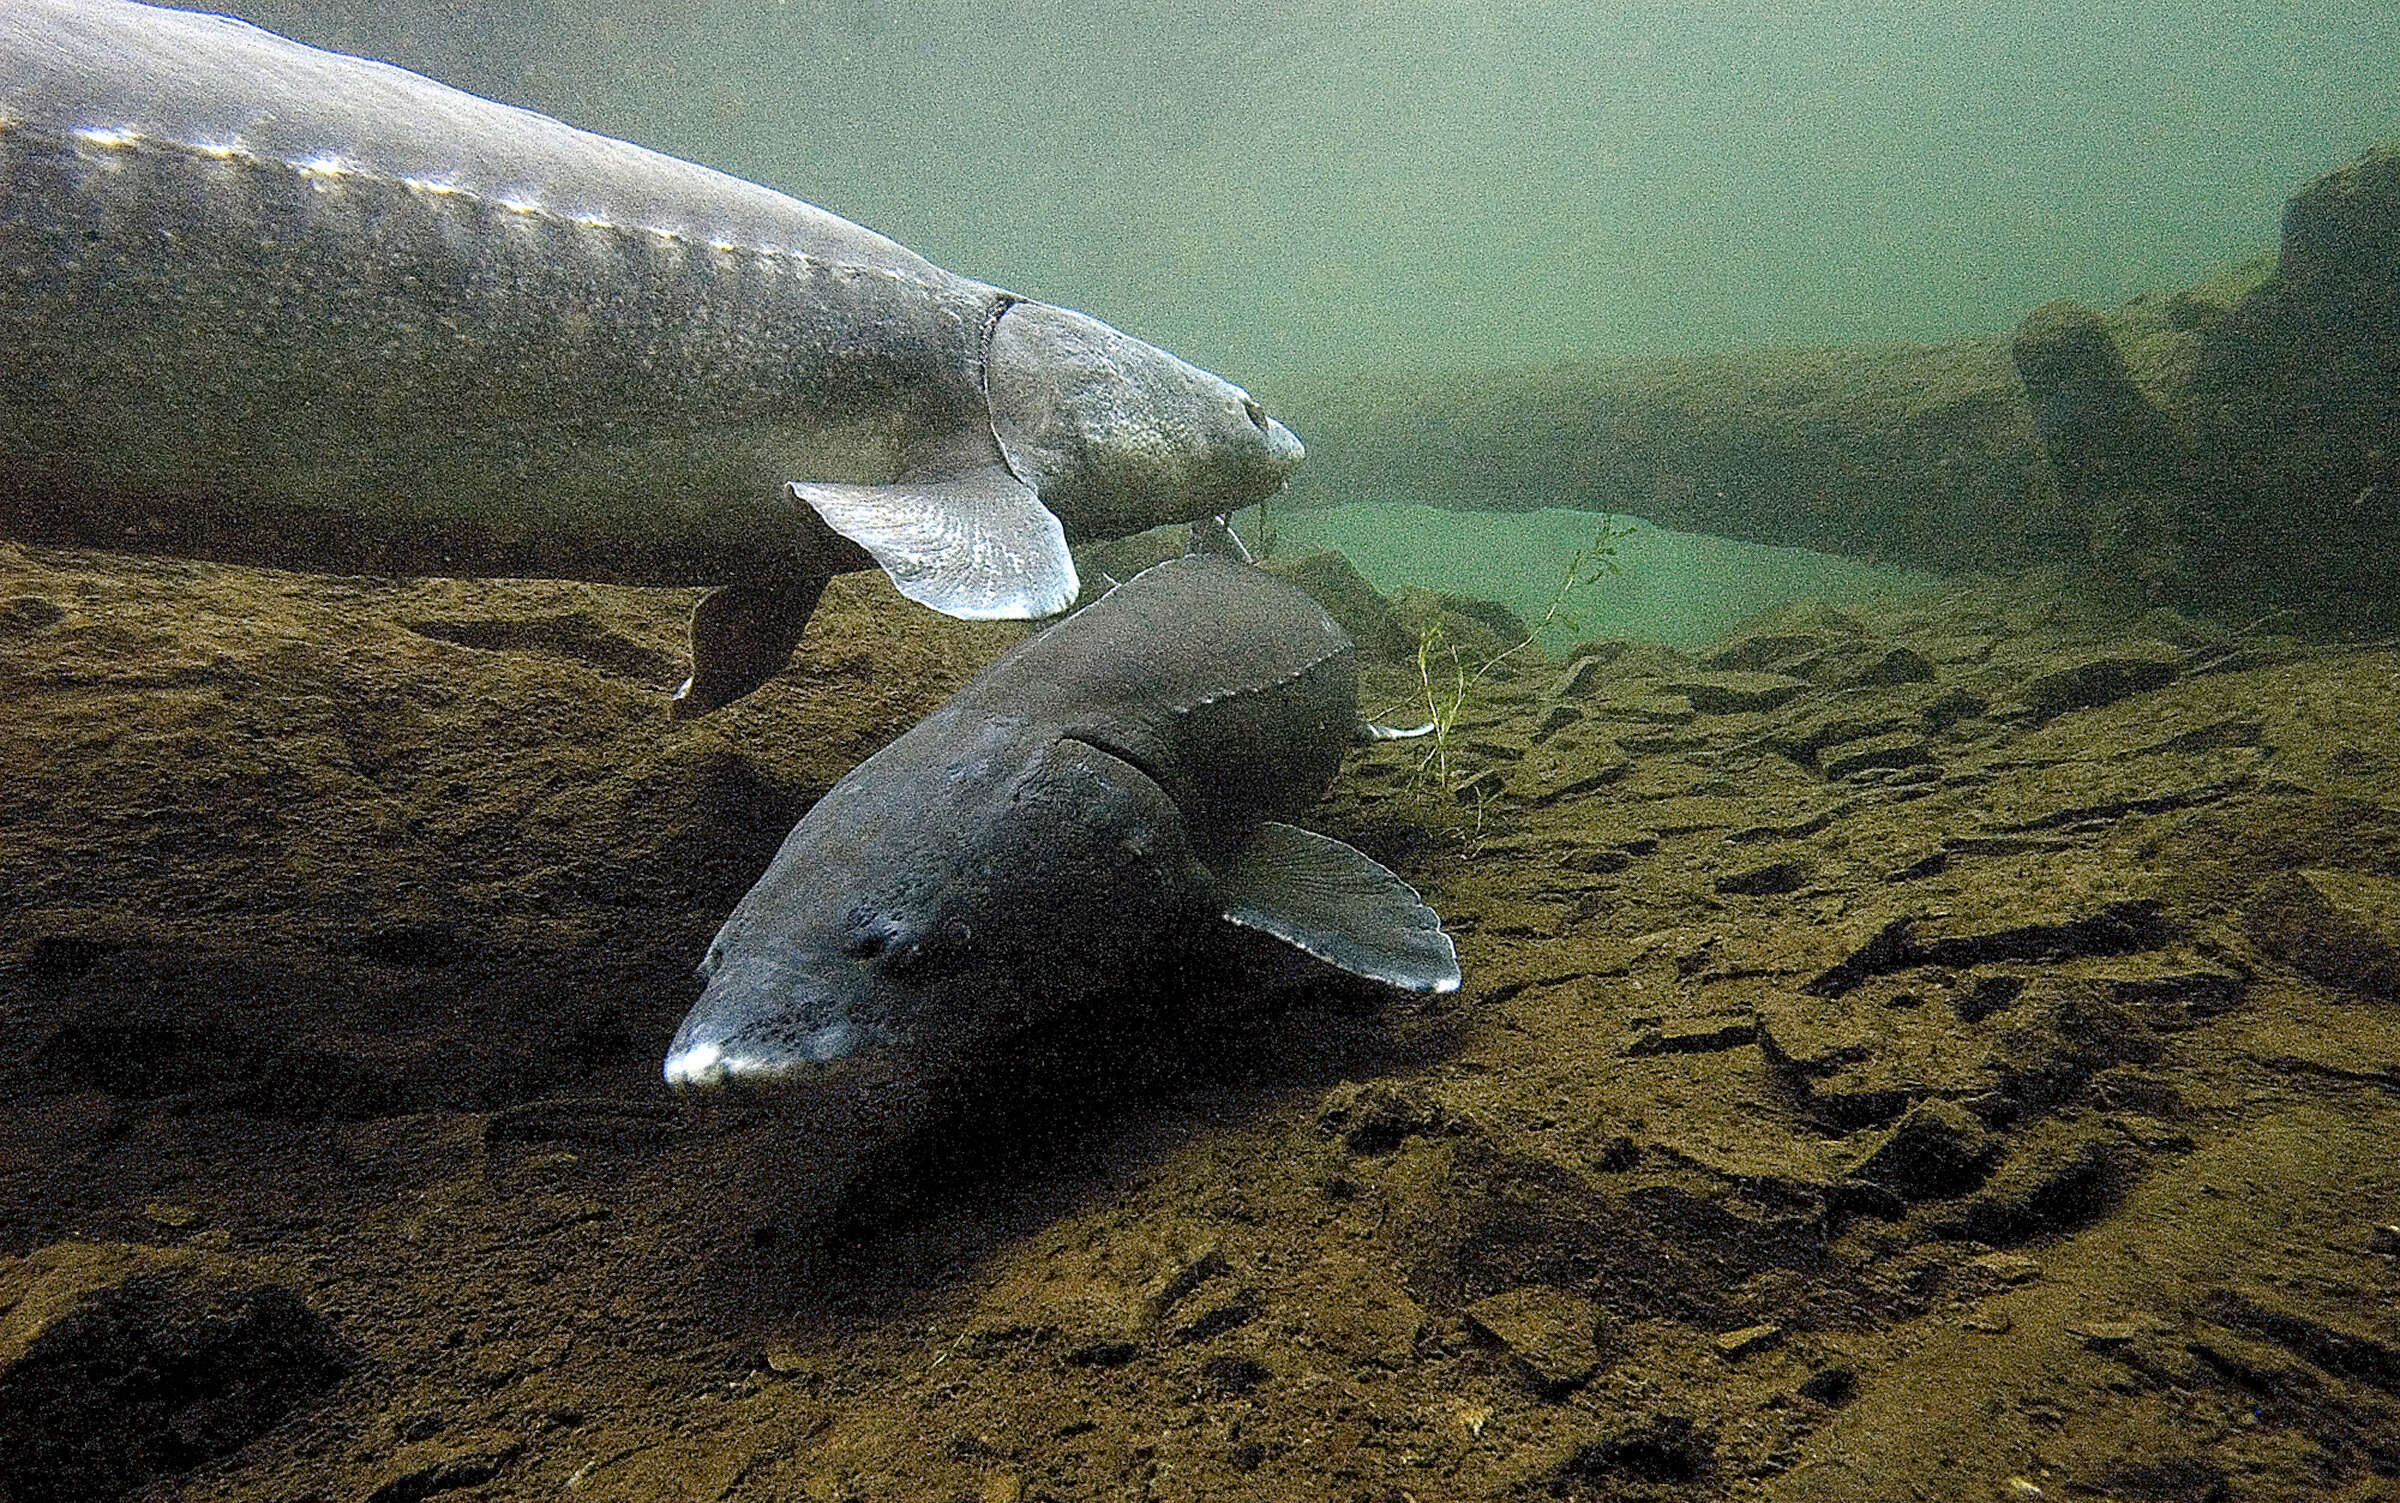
1242, 396, 1268, 432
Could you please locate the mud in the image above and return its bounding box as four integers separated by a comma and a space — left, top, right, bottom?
3, 541, 2397, 1502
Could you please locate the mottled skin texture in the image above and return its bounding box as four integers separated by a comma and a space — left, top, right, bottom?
0, 0, 1299, 678
670, 554, 1356, 1080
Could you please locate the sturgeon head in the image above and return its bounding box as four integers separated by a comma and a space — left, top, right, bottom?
984, 300, 1304, 542
781, 301, 1302, 640
663, 711, 1215, 1089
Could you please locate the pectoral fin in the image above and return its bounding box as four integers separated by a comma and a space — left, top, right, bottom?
790, 462, 1078, 620
671, 571, 831, 719
1213, 821, 1461, 993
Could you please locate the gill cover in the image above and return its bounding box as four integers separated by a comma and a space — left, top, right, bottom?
985, 301, 1304, 541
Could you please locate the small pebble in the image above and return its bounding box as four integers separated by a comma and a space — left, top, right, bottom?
1713, 1322, 1783, 1360
1970, 1251, 2043, 1284
2068, 1317, 2143, 1350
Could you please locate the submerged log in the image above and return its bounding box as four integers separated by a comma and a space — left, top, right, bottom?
1269, 144, 2399, 629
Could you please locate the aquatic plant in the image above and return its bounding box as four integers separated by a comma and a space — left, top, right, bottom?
1407, 517, 1635, 831
1245, 495, 1283, 560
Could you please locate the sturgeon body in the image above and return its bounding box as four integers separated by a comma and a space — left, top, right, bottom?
666, 551, 1460, 1089
0, 0, 1302, 711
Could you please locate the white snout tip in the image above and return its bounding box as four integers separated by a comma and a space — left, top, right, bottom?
662, 1040, 727, 1089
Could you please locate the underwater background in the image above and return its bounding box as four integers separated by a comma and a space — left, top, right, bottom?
223, 0, 2400, 381
215, 0, 2400, 619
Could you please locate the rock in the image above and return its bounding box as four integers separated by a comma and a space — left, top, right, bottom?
1796, 1366, 1856, 1406
2278, 143, 2400, 291
2183, 147, 2400, 612
1169, 1288, 1259, 1345
1316, 1080, 1448, 1155
1802, 902, 2175, 998
1699, 630, 1834, 673
1715, 860, 1809, 897
1462, 1285, 1606, 1395
1820, 733, 1936, 781
2098, 966, 2247, 1030
364, 1445, 521, 1503
2067, 1317, 2145, 1351
1755, 988, 1993, 1133
1435, 592, 1532, 645
0, 595, 66, 634
1516, 734, 1633, 806
1712, 1323, 1783, 1361
1453, 766, 1506, 805
1843, 1099, 1998, 1202
2010, 300, 2188, 501
1624, 1012, 1757, 1056
1662, 670, 1809, 715
1551, 655, 1612, 699
1830, 643, 1937, 688
1970, 1251, 2044, 1285
2027, 983, 2166, 1072
2204, 1287, 2400, 1393
1602, 691, 1698, 724
1391, 587, 1531, 661
2018, 646, 2181, 723
1561, 638, 1637, 670
1532, 702, 1585, 739
1919, 686, 1989, 732
1931, 1133, 2144, 1245
2244, 867, 2400, 997
1763, 711, 1911, 766
0, 1242, 348, 1503
1558, 1413, 1715, 1486
1706, 603, 1867, 661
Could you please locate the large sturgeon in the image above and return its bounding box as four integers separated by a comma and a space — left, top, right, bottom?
0, 0, 1302, 713
666, 547, 1460, 1090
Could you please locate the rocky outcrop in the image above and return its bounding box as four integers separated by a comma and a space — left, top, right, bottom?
2182, 146, 2400, 616
2010, 300, 2194, 593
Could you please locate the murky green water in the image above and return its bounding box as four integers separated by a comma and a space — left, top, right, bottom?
221, 0, 2398, 629
236, 0, 2398, 383
1261, 502, 1942, 652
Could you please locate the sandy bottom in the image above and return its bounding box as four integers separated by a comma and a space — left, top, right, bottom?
1, 540, 2395, 1503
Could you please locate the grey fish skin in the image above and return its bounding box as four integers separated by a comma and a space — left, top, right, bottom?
0, 0, 1302, 712
666, 553, 1461, 1090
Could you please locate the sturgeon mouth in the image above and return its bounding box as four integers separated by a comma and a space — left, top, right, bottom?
663, 989, 890, 1090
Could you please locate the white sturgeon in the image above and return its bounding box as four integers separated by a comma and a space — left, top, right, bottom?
666, 548, 1460, 1090
0, 0, 1303, 712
